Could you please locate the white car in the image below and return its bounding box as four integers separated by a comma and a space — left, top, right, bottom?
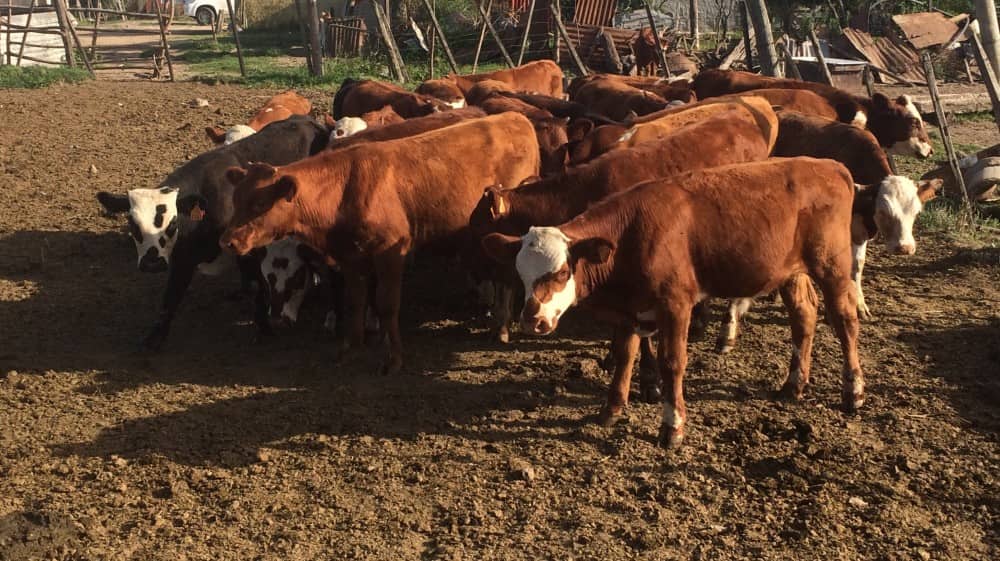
182, 0, 228, 26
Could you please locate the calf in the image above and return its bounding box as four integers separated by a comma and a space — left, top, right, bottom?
96, 115, 329, 350
332, 78, 450, 119
325, 107, 486, 150
632, 27, 668, 76
482, 158, 863, 448
469, 111, 773, 349
714, 111, 942, 353
219, 113, 541, 374
569, 95, 777, 165
448, 60, 564, 98
325, 105, 407, 141
692, 69, 933, 157
571, 78, 673, 121
415, 78, 466, 108
206, 91, 312, 145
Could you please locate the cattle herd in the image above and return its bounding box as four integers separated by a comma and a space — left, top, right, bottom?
95, 60, 944, 449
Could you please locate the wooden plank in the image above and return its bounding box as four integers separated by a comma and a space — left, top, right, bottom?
476, 0, 513, 68
152, 0, 172, 80
970, 29, 1000, 134
516, 0, 535, 66
922, 50, 974, 221
642, 1, 670, 77
306, 0, 323, 76
808, 28, 832, 85
226, 0, 245, 76
472, 0, 490, 72
421, 0, 457, 73
600, 28, 621, 73
373, 1, 407, 81
893, 12, 959, 50
51, 0, 74, 66
551, 1, 586, 75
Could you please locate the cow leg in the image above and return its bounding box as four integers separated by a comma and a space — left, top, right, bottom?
657, 302, 692, 449
246, 255, 273, 342
491, 282, 513, 343
716, 298, 754, 354
637, 337, 660, 403
853, 241, 871, 320
373, 249, 406, 376
342, 268, 368, 350
141, 247, 202, 351
689, 300, 710, 341
777, 274, 818, 400
597, 324, 640, 426
821, 275, 865, 413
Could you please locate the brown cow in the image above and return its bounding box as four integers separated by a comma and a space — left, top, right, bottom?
715, 110, 942, 354
568, 95, 777, 165
692, 69, 933, 157
468, 111, 773, 351
415, 78, 466, 108
206, 91, 313, 145
220, 113, 541, 375
447, 60, 564, 98
325, 107, 487, 148
632, 27, 668, 76
322, 105, 406, 141
481, 158, 864, 448
571, 78, 676, 121
332, 78, 450, 119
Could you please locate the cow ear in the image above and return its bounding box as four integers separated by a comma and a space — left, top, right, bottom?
569, 237, 615, 265
96, 191, 130, 214
274, 176, 298, 202
917, 178, 943, 202
225, 167, 248, 185
896, 95, 912, 106
178, 194, 208, 221
323, 113, 337, 129
247, 162, 278, 180
205, 126, 226, 144
481, 233, 522, 265
483, 186, 509, 219
566, 118, 594, 141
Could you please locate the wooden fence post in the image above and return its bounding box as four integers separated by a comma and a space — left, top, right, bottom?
52, 0, 75, 67
689, 0, 698, 49
225, 0, 245, 76
15, 0, 37, 66
551, 1, 586, 75
476, 0, 514, 67
152, 0, 173, 80
516, 0, 535, 66
373, 1, 408, 82
293, 0, 312, 72
779, 35, 800, 79
305, 0, 323, 76
808, 28, 832, 85
970, 30, 1000, 134
745, 0, 778, 76
922, 51, 974, 221
740, 1, 754, 70
420, 0, 457, 73
642, 0, 670, 77
472, 0, 491, 72
601, 28, 621, 73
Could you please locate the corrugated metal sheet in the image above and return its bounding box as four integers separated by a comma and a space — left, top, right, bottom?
572, 0, 615, 27
842, 27, 926, 85
892, 12, 959, 49
560, 21, 633, 71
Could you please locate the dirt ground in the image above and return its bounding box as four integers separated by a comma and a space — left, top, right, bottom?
0, 80, 998, 561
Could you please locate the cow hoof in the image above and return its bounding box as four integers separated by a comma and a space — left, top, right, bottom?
494, 329, 510, 344
638, 376, 661, 403
600, 351, 615, 373
688, 320, 708, 342
842, 391, 865, 414
857, 303, 872, 321
657, 425, 685, 449
777, 381, 806, 401
597, 405, 625, 427
716, 339, 735, 355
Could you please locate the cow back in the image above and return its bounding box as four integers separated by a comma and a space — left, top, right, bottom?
773, 110, 891, 184
326, 107, 486, 151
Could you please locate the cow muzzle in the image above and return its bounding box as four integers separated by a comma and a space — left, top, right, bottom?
894, 242, 916, 256
138, 247, 168, 273
521, 314, 555, 336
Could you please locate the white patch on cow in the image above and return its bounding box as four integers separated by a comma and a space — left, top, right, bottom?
888, 136, 933, 158
875, 175, 922, 255
260, 238, 310, 323
516, 227, 578, 331
330, 116, 367, 142
666, 99, 686, 108
447, 99, 466, 109
263, 107, 274, 113
224, 124, 257, 145
197, 252, 235, 276
126, 187, 179, 268
617, 127, 638, 143
851, 110, 868, 129
852, 240, 870, 319
661, 400, 684, 430
900, 95, 923, 122
719, 298, 753, 354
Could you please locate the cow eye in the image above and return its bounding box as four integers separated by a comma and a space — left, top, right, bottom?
126, 216, 142, 241
555, 269, 570, 283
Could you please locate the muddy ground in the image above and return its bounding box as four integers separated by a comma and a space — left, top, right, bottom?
0, 81, 998, 560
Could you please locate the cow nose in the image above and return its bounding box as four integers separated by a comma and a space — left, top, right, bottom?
522, 316, 551, 335
896, 243, 916, 256
138, 249, 168, 273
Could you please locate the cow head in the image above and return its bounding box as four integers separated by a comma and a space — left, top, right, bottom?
868, 94, 933, 159
329, 116, 367, 143
535, 117, 570, 176
205, 124, 257, 145
256, 238, 317, 325
482, 226, 614, 335
96, 187, 207, 272
220, 163, 298, 256
415, 78, 466, 108
872, 176, 942, 255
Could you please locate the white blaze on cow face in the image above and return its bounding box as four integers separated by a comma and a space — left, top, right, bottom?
851, 110, 868, 129
515, 227, 578, 335
447, 99, 466, 109
874, 175, 923, 255
126, 187, 180, 272
260, 238, 312, 324
888, 95, 933, 158
330, 117, 367, 142
224, 125, 257, 145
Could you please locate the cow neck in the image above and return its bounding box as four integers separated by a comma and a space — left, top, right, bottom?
560, 204, 631, 303
507, 160, 609, 230
285, 154, 352, 253
853, 183, 879, 240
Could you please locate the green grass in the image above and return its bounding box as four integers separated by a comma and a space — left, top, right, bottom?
918, 197, 1000, 248
950, 111, 997, 124
0, 65, 92, 89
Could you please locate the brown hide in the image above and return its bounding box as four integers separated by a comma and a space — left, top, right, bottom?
571, 79, 671, 121
335, 79, 450, 118
773, 111, 892, 185
464, 79, 515, 106
448, 60, 564, 97
569, 96, 777, 165
326, 107, 486, 150
360, 105, 406, 127
206, 91, 312, 144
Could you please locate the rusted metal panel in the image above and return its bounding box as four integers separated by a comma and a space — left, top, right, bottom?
572, 0, 615, 27
892, 12, 960, 50
842, 27, 926, 85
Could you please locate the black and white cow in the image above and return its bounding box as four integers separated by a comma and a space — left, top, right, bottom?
96, 115, 329, 350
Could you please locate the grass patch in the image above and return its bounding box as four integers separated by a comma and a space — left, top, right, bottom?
950, 111, 997, 124
0, 65, 92, 88
918, 197, 1000, 248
